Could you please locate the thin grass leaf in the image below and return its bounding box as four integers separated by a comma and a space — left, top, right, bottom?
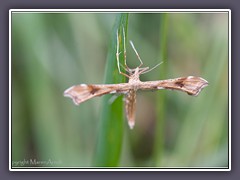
154, 13, 168, 166
94, 13, 128, 167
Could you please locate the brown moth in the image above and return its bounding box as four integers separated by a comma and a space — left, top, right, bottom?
64, 27, 208, 129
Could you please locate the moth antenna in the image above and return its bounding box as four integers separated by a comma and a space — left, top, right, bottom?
141, 61, 164, 74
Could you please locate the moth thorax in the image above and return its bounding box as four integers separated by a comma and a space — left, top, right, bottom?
128, 75, 140, 84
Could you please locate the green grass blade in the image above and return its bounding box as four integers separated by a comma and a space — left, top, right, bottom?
94, 13, 128, 167
154, 13, 168, 166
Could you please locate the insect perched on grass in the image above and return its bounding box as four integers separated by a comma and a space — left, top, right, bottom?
64, 27, 208, 129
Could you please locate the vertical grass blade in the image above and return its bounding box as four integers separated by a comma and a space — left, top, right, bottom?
94, 14, 128, 167
154, 13, 168, 166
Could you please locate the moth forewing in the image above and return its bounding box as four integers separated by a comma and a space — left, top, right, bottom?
64, 83, 131, 105
64, 84, 94, 105
138, 76, 208, 96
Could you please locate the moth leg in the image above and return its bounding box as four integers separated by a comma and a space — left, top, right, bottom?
116, 28, 130, 78
129, 40, 143, 68
120, 62, 129, 72
122, 26, 130, 71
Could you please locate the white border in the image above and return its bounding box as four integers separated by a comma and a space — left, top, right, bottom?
9, 9, 231, 171
10, 9, 229, 12
9, 9, 12, 172
228, 10, 231, 171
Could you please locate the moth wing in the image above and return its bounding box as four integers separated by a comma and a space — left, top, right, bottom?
64, 83, 130, 105
139, 76, 208, 96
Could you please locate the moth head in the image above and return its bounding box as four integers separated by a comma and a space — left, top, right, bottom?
127, 61, 163, 77
126, 67, 150, 82
127, 67, 149, 76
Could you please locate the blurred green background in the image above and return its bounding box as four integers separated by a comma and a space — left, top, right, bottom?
12, 12, 229, 168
